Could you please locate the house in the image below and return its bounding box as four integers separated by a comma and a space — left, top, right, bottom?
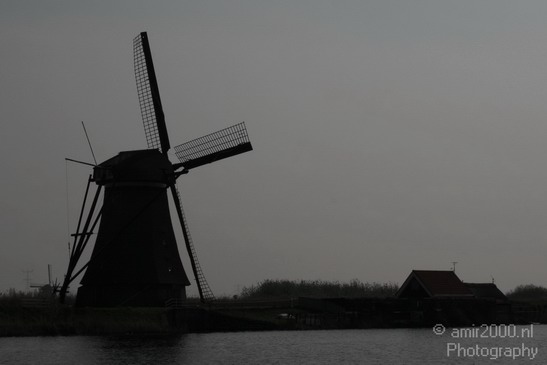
396, 270, 508, 303
465, 283, 508, 303
395, 270, 514, 326
396, 270, 474, 299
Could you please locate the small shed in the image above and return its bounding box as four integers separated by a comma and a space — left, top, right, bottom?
396, 270, 474, 299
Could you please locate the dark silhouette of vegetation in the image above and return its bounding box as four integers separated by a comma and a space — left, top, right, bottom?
240, 279, 399, 299
0, 289, 174, 336
506, 284, 547, 301
0, 288, 75, 309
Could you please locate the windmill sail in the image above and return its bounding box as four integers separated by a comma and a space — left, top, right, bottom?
170, 184, 215, 302
174, 122, 252, 170
133, 32, 170, 153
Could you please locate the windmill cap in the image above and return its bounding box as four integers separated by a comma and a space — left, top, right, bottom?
93, 149, 175, 186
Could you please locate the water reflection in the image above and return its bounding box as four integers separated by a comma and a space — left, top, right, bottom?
0, 334, 187, 365
89, 335, 187, 365
1, 326, 546, 364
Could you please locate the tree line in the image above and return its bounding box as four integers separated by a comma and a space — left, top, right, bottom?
506, 284, 547, 301
239, 279, 399, 299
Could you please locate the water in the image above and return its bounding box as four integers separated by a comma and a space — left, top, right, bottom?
1, 326, 545, 364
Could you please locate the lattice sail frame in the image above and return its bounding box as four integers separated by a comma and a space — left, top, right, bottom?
172, 185, 216, 302
133, 32, 170, 153
174, 122, 252, 170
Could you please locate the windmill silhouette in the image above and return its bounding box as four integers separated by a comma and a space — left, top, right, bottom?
59, 32, 252, 307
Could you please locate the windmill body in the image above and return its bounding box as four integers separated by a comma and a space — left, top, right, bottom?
60, 32, 252, 307
76, 150, 190, 307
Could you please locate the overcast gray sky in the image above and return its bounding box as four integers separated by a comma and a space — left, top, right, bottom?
2, 1, 547, 296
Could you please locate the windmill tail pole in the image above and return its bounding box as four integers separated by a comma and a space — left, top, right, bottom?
59, 176, 91, 304
59, 182, 102, 304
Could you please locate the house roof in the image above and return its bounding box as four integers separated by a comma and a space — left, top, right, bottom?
465, 283, 507, 301
397, 270, 474, 298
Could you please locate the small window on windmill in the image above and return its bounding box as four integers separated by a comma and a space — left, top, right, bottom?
168, 267, 173, 273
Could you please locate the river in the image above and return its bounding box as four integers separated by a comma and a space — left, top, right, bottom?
1, 325, 545, 364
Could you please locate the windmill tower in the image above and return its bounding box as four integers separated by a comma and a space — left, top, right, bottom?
59, 32, 252, 307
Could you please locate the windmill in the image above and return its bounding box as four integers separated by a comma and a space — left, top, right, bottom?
59, 32, 252, 307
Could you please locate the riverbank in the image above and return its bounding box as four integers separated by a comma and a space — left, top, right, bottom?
0, 300, 283, 336
0, 305, 171, 336
1, 297, 545, 337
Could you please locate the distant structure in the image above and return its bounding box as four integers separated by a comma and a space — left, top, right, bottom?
396, 270, 507, 302
59, 32, 253, 307
30, 264, 56, 296
22, 269, 33, 290
396, 270, 474, 298
465, 283, 508, 303
395, 270, 511, 326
